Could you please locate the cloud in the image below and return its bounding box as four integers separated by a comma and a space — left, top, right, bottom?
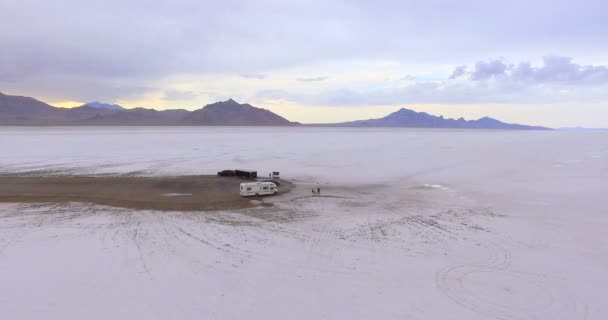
0, 73, 156, 102
296, 76, 328, 82
255, 89, 290, 100
2, 1, 608, 105
253, 56, 608, 106
163, 90, 200, 101
511, 56, 608, 85
0, 72, 19, 83
253, 82, 495, 106
453, 56, 608, 85
470, 59, 509, 80
240, 73, 266, 80
449, 66, 467, 79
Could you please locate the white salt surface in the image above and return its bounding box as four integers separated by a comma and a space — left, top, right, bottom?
0, 127, 607, 319
162, 193, 193, 197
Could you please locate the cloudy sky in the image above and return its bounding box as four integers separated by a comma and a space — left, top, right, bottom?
1, 0, 608, 127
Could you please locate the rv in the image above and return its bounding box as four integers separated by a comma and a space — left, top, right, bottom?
240, 182, 278, 197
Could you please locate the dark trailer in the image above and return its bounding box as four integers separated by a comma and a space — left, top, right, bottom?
235, 169, 257, 179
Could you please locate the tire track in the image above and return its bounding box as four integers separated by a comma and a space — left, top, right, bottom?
435, 241, 589, 320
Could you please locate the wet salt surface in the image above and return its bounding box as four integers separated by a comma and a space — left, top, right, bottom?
0, 127, 607, 320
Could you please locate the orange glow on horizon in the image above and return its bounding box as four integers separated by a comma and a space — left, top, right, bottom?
51, 101, 85, 109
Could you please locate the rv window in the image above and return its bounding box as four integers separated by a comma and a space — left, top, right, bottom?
247, 187, 252, 191
263, 187, 269, 190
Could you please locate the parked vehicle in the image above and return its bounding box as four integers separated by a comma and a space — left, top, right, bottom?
240, 182, 278, 197
257, 178, 281, 187
217, 170, 236, 177
235, 169, 257, 179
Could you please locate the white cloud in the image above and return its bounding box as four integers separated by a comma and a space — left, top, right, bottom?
240, 74, 266, 80
163, 90, 201, 101
296, 76, 328, 82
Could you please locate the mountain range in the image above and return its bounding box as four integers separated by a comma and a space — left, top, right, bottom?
327, 108, 549, 130
0, 93, 295, 126
0, 91, 549, 129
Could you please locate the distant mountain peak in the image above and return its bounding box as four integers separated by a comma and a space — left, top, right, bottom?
394, 108, 415, 114
331, 106, 550, 130
186, 100, 296, 126
82, 102, 125, 110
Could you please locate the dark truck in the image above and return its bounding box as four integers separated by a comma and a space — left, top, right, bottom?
218, 169, 258, 179
217, 170, 236, 177
235, 169, 257, 179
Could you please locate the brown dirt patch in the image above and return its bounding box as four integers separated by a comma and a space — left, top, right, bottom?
0, 175, 293, 211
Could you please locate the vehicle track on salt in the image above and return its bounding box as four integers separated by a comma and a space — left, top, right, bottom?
435, 240, 589, 320
0, 179, 541, 317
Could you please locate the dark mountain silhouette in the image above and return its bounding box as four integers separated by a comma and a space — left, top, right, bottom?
0, 92, 549, 129
329, 108, 550, 130
184, 99, 295, 126
64, 106, 190, 125
0, 92, 63, 119
0, 92, 69, 125
0, 93, 297, 126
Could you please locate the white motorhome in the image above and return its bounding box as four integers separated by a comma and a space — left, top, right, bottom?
240, 182, 278, 197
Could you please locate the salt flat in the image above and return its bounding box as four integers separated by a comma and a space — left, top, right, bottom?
0, 127, 606, 319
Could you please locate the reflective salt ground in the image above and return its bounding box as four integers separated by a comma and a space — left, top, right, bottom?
0, 127, 606, 320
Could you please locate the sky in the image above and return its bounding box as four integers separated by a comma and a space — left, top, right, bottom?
1, 0, 608, 127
